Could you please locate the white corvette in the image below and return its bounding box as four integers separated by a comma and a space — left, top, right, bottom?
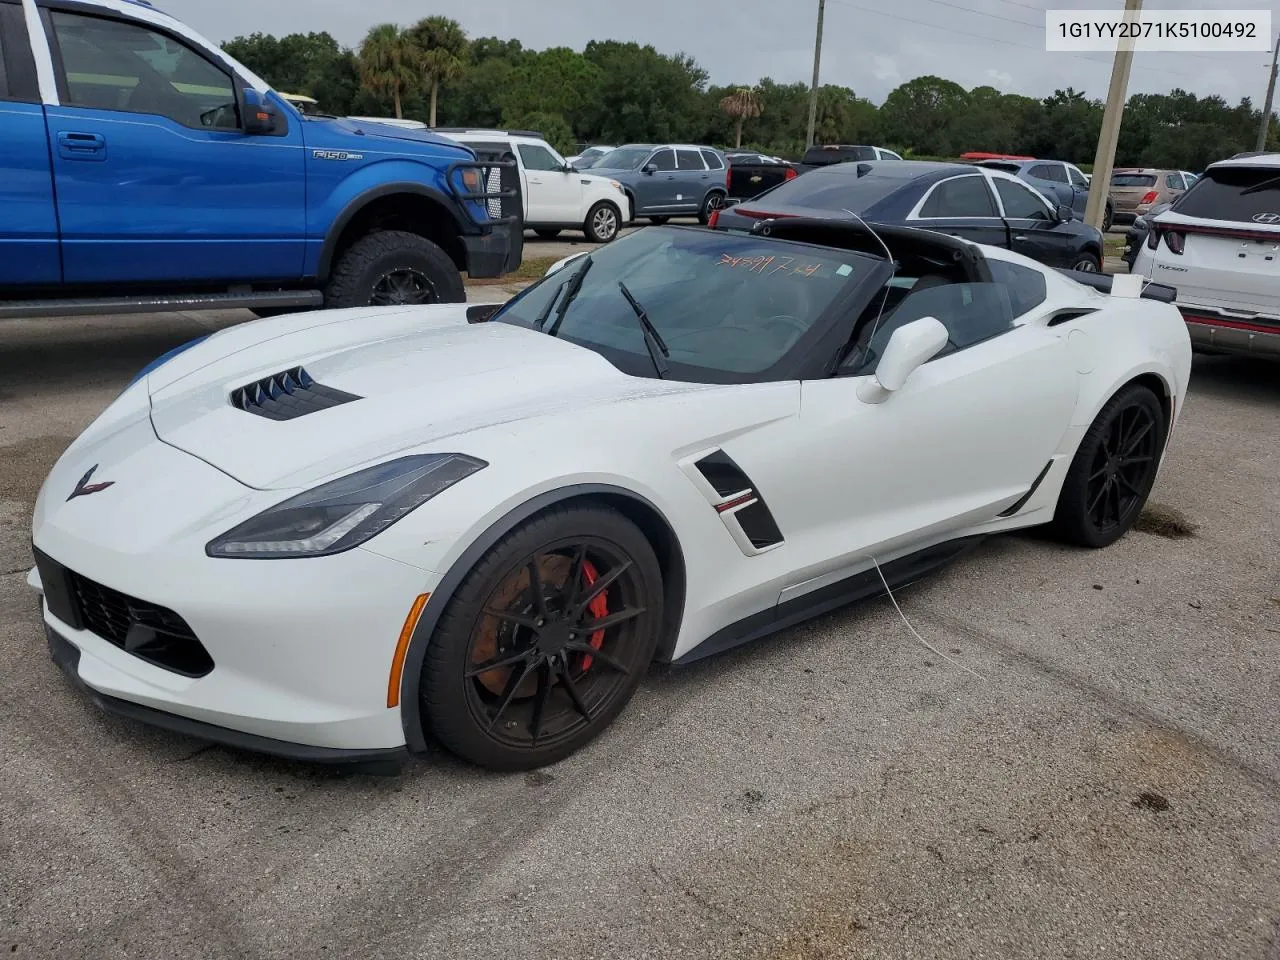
30, 221, 1192, 772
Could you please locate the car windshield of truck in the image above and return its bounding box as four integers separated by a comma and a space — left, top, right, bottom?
1112, 173, 1156, 187
490, 227, 877, 381
1174, 166, 1280, 223
594, 147, 653, 170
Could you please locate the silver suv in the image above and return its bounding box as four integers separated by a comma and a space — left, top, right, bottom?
584, 144, 730, 225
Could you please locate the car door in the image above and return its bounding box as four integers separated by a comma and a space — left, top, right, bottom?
633, 148, 678, 214
518, 141, 581, 225
906, 173, 1009, 249
992, 176, 1076, 268
1065, 163, 1091, 212
0, 0, 61, 286
673, 148, 708, 213
1026, 161, 1075, 211
41, 6, 306, 285
774, 266, 1077, 582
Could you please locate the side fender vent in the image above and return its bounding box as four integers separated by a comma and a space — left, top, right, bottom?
230, 366, 362, 421
694, 450, 785, 551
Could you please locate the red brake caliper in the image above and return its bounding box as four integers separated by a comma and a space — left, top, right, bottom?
580, 560, 609, 672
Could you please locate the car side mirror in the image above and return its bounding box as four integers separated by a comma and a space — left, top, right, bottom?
1055, 203, 1074, 222
561, 162, 577, 174
856, 317, 949, 404
241, 88, 279, 135
642, 164, 657, 175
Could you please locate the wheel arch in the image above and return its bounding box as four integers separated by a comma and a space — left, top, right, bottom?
397, 483, 688, 754
318, 183, 467, 282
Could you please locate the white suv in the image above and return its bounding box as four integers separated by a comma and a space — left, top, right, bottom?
1132, 154, 1280, 359
439, 129, 632, 243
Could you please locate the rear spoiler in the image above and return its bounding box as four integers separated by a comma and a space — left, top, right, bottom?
1056, 269, 1177, 304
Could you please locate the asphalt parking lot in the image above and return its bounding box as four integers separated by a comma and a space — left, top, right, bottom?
1, 303, 1277, 959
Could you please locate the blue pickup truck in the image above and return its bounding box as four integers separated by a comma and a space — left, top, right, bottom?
0, 0, 520, 319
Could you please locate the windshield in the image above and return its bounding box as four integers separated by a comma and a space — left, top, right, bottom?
1112, 173, 1156, 187
1174, 166, 1280, 223
594, 146, 652, 170
491, 227, 878, 381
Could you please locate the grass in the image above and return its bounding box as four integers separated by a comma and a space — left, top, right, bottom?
1104, 235, 1126, 259
467, 255, 561, 286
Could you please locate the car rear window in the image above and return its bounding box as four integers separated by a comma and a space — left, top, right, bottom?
1112, 173, 1156, 187
746, 166, 915, 212
1174, 166, 1280, 223
803, 145, 876, 164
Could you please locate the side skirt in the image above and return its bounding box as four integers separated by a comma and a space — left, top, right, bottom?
672, 535, 989, 666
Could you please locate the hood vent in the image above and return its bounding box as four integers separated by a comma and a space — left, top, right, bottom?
229, 366, 362, 421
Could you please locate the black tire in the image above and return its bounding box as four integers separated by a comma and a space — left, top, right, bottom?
323, 230, 464, 309
1071, 252, 1101, 273
648, 216, 670, 225
698, 191, 726, 226
1050, 384, 1166, 548
1102, 202, 1114, 232
534, 228, 561, 240
583, 201, 621, 243
421, 505, 664, 771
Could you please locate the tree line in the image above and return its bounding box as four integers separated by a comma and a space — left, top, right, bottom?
223, 22, 1275, 172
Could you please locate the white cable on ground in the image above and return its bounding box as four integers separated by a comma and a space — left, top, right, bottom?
867, 555, 987, 681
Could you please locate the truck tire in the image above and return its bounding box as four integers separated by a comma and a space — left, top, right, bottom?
324, 230, 465, 309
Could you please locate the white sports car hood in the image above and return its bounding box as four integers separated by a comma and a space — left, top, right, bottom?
146, 305, 712, 490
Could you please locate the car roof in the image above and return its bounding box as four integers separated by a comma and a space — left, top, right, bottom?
799, 159, 977, 181
1213, 152, 1280, 168
615, 143, 724, 152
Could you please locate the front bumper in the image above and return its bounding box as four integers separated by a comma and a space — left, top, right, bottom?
463, 219, 523, 278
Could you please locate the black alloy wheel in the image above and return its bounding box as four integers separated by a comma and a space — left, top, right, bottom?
369, 268, 438, 306
1051, 384, 1165, 548
421, 506, 663, 770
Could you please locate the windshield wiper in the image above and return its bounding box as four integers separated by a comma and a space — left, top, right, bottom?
616, 281, 670, 379
1240, 174, 1280, 196
544, 256, 594, 335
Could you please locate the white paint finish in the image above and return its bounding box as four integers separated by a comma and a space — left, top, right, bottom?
30, 238, 1192, 754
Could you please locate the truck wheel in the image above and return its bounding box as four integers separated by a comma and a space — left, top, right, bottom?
583, 201, 621, 243
324, 230, 465, 309
1102, 202, 1114, 232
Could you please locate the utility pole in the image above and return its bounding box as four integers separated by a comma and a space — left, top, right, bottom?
806, 0, 826, 149
1084, 0, 1141, 232
1256, 32, 1280, 151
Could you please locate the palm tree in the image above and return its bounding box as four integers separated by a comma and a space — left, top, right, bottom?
409, 17, 468, 128
720, 87, 762, 149
357, 24, 420, 119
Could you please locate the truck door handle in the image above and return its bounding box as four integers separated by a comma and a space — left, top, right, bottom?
57, 131, 107, 161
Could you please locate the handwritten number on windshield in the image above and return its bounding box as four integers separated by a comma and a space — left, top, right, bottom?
716, 253, 823, 278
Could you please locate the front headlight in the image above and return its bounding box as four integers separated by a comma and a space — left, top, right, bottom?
206, 453, 487, 559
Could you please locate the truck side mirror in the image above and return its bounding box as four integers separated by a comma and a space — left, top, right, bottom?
242, 89, 280, 135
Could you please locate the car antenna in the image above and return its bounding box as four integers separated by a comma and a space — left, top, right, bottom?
831, 211, 898, 372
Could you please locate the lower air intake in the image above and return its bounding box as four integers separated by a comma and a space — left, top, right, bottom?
230, 366, 361, 421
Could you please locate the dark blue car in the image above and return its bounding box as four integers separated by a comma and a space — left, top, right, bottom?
712, 161, 1105, 273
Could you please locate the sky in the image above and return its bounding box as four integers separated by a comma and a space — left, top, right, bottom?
162, 0, 1276, 107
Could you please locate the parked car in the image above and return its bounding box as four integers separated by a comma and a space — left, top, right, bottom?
1131, 154, 1280, 358
280, 92, 320, 115
725, 151, 797, 201
976, 158, 1113, 231
1121, 199, 1176, 268
438, 130, 631, 243
1108, 168, 1190, 224
349, 116, 429, 130
586, 144, 731, 224
0, 0, 518, 319
710, 160, 1106, 272
797, 144, 904, 172
31, 218, 1190, 772
567, 145, 616, 168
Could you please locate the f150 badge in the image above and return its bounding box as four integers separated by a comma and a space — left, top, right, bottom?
313, 150, 364, 161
